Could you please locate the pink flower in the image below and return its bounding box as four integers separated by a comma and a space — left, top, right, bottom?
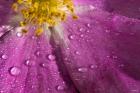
0, 0, 140, 93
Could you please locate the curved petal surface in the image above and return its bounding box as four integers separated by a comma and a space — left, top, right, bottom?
61, 8, 140, 93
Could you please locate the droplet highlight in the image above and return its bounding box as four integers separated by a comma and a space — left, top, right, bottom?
9, 66, 21, 76
47, 54, 55, 61
16, 32, 23, 37
1, 54, 8, 60
78, 67, 88, 72
56, 85, 65, 91
68, 35, 75, 40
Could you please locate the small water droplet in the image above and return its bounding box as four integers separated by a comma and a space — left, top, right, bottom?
68, 35, 74, 40
105, 30, 110, 33
34, 51, 40, 56
40, 63, 47, 68
80, 34, 84, 38
0, 32, 4, 37
75, 51, 80, 55
89, 5, 95, 10
16, 32, 23, 37
47, 54, 55, 61
56, 85, 64, 91
112, 55, 118, 59
86, 23, 91, 28
78, 67, 88, 72
79, 28, 84, 32
24, 59, 35, 66
9, 66, 21, 76
89, 65, 98, 69
1, 54, 8, 60
86, 30, 90, 33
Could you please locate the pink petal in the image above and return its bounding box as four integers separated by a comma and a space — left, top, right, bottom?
62, 8, 140, 93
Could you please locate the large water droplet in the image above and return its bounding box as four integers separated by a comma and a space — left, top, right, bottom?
78, 67, 88, 72
56, 85, 64, 91
9, 66, 21, 76
47, 54, 55, 61
1, 54, 8, 60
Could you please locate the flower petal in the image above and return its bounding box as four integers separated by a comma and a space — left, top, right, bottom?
104, 0, 140, 19
61, 8, 140, 93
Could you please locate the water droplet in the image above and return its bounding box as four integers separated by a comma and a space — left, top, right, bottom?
75, 51, 80, 55
79, 28, 84, 32
40, 63, 47, 68
9, 66, 21, 76
34, 51, 40, 56
47, 54, 55, 61
66, 47, 70, 50
86, 23, 91, 28
68, 35, 74, 40
1, 54, 8, 60
89, 64, 98, 69
105, 30, 110, 33
78, 67, 88, 72
80, 34, 84, 38
56, 85, 64, 91
89, 5, 95, 10
0, 32, 4, 37
112, 55, 118, 59
24, 59, 35, 66
16, 32, 23, 37
86, 30, 90, 33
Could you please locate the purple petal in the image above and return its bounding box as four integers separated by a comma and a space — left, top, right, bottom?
104, 0, 140, 19
62, 8, 140, 93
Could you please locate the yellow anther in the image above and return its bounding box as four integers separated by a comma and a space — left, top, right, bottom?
20, 21, 26, 27
35, 28, 43, 36
22, 29, 28, 33
12, 0, 78, 36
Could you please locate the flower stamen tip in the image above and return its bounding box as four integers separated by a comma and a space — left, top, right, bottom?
12, 0, 77, 36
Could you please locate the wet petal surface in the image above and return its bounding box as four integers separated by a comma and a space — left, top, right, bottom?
62, 8, 140, 93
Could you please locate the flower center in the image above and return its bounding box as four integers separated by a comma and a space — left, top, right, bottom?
12, 0, 78, 36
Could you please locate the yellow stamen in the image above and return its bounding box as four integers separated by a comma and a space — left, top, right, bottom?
12, 0, 78, 36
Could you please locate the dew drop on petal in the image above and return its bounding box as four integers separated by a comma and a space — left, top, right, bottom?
75, 51, 80, 55
89, 64, 98, 69
86, 23, 91, 28
56, 85, 64, 91
1, 54, 8, 60
40, 63, 47, 68
68, 35, 74, 40
105, 30, 110, 33
24, 60, 31, 66
0, 32, 4, 37
112, 55, 118, 59
78, 67, 88, 72
34, 51, 40, 56
16, 32, 23, 37
79, 28, 84, 32
24, 59, 35, 66
47, 54, 55, 61
9, 66, 21, 76
80, 34, 84, 38
89, 5, 95, 10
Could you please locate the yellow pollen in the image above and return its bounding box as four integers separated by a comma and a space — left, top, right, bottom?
12, 0, 78, 36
